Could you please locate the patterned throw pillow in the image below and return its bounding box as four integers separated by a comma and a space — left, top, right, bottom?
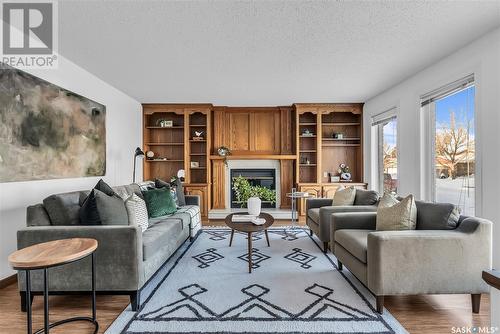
142, 187, 177, 218
125, 194, 149, 232
333, 186, 356, 206
376, 193, 417, 231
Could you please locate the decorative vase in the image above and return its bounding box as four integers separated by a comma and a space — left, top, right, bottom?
341, 172, 352, 181
247, 197, 261, 216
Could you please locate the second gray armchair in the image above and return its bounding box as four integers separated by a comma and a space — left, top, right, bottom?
306, 189, 379, 252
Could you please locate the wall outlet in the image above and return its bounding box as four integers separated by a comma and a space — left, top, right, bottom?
323, 172, 328, 178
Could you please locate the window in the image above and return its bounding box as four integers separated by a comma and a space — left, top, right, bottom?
372, 108, 398, 194
421, 75, 475, 216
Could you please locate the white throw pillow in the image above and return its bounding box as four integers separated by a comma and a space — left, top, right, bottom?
333, 186, 356, 206
376, 193, 417, 231
125, 194, 149, 232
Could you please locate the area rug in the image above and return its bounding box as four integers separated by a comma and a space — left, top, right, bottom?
107, 228, 407, 333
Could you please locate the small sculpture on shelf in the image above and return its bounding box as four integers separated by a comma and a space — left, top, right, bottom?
146, 150, 155, 160
332, 132, 344, 139
193, 131, 204, 141
157, 119, 173, 128
337, 163, 352, 182
302, 129, 314, 137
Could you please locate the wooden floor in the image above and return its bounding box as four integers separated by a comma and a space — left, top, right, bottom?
0, 219, 490, 333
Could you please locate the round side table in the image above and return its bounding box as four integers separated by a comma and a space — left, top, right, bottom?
8, 238, 99, 334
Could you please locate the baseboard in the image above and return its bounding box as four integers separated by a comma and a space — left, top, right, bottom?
0, 274, 17, 289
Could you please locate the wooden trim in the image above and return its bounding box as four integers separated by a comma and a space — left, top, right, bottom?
0, 274, 17, 289
482, 270, 500, 290
210, 155, 297, 160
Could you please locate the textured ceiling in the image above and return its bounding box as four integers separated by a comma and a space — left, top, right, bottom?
58, 1, 500, 105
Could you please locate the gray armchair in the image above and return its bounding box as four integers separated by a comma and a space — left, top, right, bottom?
306, 189, 379, 252
330, 209, 492, 314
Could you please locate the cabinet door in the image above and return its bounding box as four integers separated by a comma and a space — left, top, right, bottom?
252, 111, 280, 153
322, 185, 342, 199
185, 186, 208, 218
298, 184, 322, 216
228, 112, 251, 153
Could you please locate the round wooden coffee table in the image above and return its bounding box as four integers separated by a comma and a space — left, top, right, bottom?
8, 238, 99, 334
225, 212, 274, 273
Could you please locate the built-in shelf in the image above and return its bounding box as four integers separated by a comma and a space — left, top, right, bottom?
189, 124, 207, 127
190, 140, 207, 142
299, 150, 316, 153
322, 143, 361, 147
146, 126, 184, 129
146, 142, 184, 146
322, 122, 360, 126
190, 153, 206, 156
322, 138, 360, 141
191, 167, 207, 170
299, 135, 317, 138
146, 159, 184, 162
299, 164, 317, 167
299, 122, 317, 126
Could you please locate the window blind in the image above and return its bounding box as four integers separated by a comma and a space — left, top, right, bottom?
371, 107, 397, 126
421, 74, 474, 107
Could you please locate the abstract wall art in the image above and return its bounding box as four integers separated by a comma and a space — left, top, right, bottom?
0, 64, 106, 182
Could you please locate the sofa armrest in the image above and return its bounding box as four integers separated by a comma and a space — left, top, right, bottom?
306, 198, 333, 213
367, 219, 492, 296
331, 212, 377, 232
315, 206, 377, 241
17, 225, 143, 292
185, 195, 200, 206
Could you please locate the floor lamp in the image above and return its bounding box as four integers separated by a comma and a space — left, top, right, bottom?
133, 147, 145, 183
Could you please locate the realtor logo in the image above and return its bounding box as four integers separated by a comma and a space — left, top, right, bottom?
1, 0, 58, 68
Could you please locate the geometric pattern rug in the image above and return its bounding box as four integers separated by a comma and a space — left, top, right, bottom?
106, 228, 407, 333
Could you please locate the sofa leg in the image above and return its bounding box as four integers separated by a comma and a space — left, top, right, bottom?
376, 296, 384, 314
471, 294, 481, 313
337, 260, 343, 271
20, 291, 34, 312
310, 229, 313, 236
323, 242, 328, 253
130, 290, 141, 312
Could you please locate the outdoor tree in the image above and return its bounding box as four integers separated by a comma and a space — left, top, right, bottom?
435, 112, 474, 179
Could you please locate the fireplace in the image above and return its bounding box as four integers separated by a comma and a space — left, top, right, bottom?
230, 169, 276, 208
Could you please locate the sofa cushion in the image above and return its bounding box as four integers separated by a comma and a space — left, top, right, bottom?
333, 187, 356, 206
415, 201, 460, 230
354, 189, 379, 206
308, 208, 320, 224
43, 191, 81, 225
335, 229, 372, 264
142, 218, 183, 260
376, 194, 417, 231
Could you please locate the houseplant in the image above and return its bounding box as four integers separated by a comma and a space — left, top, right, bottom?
232, 175, 276, 214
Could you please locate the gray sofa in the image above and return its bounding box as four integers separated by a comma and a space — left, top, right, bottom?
306, 189, 379, 252
330, 206, 492, 314
17, 183, 201, 311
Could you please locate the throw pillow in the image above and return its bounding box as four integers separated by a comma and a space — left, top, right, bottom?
79, 189, 101, 225
125, 194, 149, 232
94, 189, 128, 225
333, 187, 356, 206
142, 187, 177, 218
415, 201, 460, 230
173, 178, 186, 207
155, 178, 171, 189
376, 193, 417, 231
354, 189, 379, 206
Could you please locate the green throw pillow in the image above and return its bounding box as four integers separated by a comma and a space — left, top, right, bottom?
142, 187, 177, 218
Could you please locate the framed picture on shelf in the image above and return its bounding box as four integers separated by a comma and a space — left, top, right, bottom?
190, 161, 200, 168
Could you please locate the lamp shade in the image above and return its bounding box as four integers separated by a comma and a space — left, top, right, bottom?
134, 147, 145, 157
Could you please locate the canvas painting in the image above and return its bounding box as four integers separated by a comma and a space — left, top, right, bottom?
0, 65, 106, 182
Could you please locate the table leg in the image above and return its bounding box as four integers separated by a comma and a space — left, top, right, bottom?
248, 232, 252, 273
43, 268, 49, 334
264, 229, 270, 247
91, 253, 96, 321
229, 229, 235, 247
26, 270, 32, 334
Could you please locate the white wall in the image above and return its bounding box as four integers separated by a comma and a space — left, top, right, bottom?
0, 57, 142, 280
363, 27, 500, 327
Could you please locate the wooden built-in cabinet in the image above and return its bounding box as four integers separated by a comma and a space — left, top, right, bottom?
143, 103, 366, 219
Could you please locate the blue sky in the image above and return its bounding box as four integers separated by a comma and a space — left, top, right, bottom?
435, 85, 475, 135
